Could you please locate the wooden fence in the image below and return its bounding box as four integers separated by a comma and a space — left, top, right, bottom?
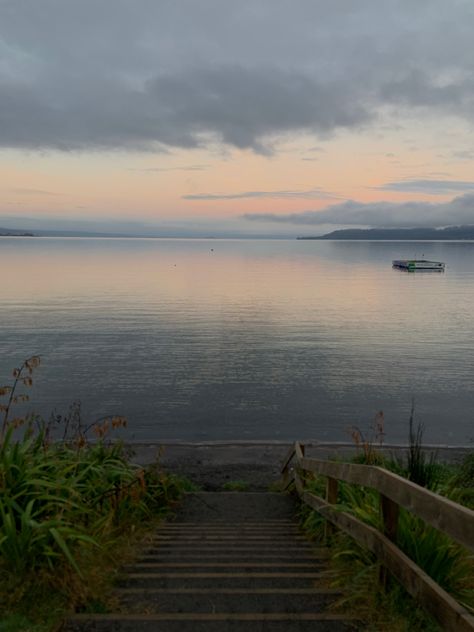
281, 442, 474, 632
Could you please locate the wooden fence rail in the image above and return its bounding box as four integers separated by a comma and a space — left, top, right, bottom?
281, 442, 474, 632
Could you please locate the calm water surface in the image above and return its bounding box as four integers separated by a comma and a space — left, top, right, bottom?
1, 237, 473, 444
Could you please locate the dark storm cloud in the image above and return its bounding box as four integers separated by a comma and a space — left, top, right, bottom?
0, 0, 473, 152
376, 180, 474, 194
145, 66, 371, 152
0, 65, 371, 152
377, 68, 474, 116
243, 193, 474, 228
183, 186, 336, 200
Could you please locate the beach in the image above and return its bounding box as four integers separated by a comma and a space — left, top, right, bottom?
128, 441, 472, 490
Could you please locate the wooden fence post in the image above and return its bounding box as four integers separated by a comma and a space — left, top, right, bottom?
381, 494, 399, 541
379, 493, 399, 588
295, 443, 305, 496
324, 476, 339, 540
286, 450, 474, 630
280, 444, 297, 490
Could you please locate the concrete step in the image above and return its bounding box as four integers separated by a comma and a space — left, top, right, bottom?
123, 562, 326, 574
141, 542, 317, 556
151, 540, 309, 547
174, 492, 298, 522
115, 588, 341, 613
165, 520, 297, 523
151, 532, 308, 544
144, 538, 314, 549
152, 537, 308, 544
64, 492, 352, 631
152, 535, 309, 542
65, 613, 356, 631
116, 572, 326, 590
164, 521, 297, 526
157, 522, 301, 534
162, 524, 299, 531
135, 553, 327, 563
157, 522, 300, 528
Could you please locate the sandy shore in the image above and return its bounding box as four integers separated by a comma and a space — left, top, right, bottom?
125, 441, 472, 491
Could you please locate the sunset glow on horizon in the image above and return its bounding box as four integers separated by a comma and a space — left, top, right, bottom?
1, 1, 473, 236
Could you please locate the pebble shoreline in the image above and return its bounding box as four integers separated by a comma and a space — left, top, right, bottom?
126, 442, 472, 491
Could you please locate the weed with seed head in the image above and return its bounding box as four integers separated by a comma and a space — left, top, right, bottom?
0, 357, 189, 629
348, 410, 386, 465
299, 429, 474, 628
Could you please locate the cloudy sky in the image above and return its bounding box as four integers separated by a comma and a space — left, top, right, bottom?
1, 0, 473, 236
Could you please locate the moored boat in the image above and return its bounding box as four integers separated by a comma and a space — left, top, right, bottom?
392, 259, 445, 271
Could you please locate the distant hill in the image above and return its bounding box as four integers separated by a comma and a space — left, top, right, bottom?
298, 226, 474, 240
0, 227, 35, 236
0, 227, 123, 237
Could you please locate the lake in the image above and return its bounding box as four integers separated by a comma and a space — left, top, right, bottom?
1, 237, 473, 444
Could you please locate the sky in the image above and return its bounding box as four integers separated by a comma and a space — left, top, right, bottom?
1, 0, 473, 237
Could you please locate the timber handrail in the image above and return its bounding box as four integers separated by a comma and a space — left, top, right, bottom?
282, 442, 474, 632
300, 456, 473, 551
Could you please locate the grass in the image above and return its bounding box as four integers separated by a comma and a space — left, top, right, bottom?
297, 407, 474, 630
222, 480, 250, 491
0, 432, 189, 630
0, 614, 46, 632
299, 468, 473, 630
0, 356, 190, 631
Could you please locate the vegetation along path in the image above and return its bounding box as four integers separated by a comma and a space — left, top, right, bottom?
64, 492, 356, 631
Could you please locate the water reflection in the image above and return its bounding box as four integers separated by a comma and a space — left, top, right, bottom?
0, 238, 473, 443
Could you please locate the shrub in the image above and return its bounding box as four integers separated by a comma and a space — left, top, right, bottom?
0, 357, 186, 621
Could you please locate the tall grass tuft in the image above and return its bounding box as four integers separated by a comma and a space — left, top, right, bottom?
0, 357, 187, 624
348, 410, 386, 465
405, 400, 439, 489
301, 474, 473, 628
301, 406, 474, 629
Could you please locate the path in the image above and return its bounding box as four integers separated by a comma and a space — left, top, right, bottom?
64, 492, 356, 631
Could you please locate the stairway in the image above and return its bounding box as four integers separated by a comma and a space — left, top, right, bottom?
64, 492, 356, 631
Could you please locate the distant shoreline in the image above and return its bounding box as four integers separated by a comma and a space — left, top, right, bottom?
1, 233, 474, 241
126, 441, 472, 489
299, 225, 474, 240
2, 229, 474, 241
128, 440, 472, 465
0, 232, 34, 237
